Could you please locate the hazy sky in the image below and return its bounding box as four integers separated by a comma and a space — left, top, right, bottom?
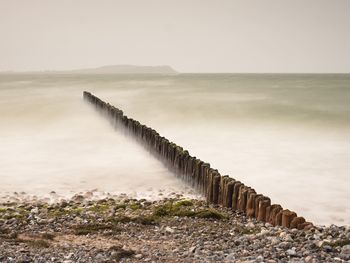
0, 0, 349, 73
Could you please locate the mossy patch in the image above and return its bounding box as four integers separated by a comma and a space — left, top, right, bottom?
89, 204, 110, 213
0, 207, 29, 220
233, 225, 261, 235
115, 203, 127, 210
194, 209, 226, 220
129, 203, 142, 210
174, 200, 193, 208
48, 207, 83, 217
153, 201, 226, 220
323, 239, 350, 248
154, 204, 172, 217
110, 215, 158, 225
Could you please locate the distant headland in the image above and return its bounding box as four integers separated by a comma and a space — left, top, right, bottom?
0, 65, 178, 75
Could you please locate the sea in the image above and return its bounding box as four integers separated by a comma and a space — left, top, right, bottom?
0, 73, 349, 226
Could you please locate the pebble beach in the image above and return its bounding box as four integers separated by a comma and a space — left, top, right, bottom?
0, 192, 349, 263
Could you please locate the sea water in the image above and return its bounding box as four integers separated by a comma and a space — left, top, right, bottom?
0, 73, 349, 225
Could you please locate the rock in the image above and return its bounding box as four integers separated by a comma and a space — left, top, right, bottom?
258, 229, 269, 236
269, 237, 279, 245
279, 232, 287, 238
189, 246, 196, 253
323, 245, 333, 252
278, 241, 292, 249
72, 195, 84, 203
135, 254, 143, 259
304, 255, 314, 263
286, 248, 296, 256
64, 253, 74, 260
165, 226, 175, 233
95, 253, 105, 261
30, 207, 39, 214
225, 253, 235, 261
284, 234, 293, 242
315, 240, 326, 247
256, 255, 264, 262
341, 244, 350, 254
246, 222, 255, 229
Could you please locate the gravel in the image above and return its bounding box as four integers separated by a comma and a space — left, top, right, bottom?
0, 192, 349, 262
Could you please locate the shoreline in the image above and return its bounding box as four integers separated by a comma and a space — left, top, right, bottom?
0, 193, 349, 262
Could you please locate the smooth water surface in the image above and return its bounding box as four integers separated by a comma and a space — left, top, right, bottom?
0, 73, 349, 225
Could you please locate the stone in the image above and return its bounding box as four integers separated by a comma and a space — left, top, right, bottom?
270, 237, 279, 246
258, 229, 269, 236
304, 255, 314, 263
135, 254, 143, 259
278, 241, 292, 249
246, 222, 255, 229
256, 255, 264, 262
341, 244, 350, 254
95, 253, 106, 261
286, 248, 296, 256
165, 226, 175, 233
323, 245, 333, 252
64, 253, 74, 260
225, 253, 235, 262
189, 246, 197, 253
284, 234, 293, 242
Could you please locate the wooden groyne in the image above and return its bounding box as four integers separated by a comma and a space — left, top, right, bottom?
83, 91, 313, 230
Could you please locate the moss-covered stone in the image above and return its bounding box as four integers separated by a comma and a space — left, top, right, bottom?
174, 200, 193, 208
89, 204, 110, 213
323, 239, 350, 248
233, 225, 261, 235
110, 214, 158, 225
153, 201, 226, 220
48, 206, 83, 217
115, 203, 127, 210
129, 203, 142, 210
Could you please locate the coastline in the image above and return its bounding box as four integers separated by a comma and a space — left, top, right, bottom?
0, 192, 349, 262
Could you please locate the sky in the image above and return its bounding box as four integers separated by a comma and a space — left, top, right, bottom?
0, 0, 349, 73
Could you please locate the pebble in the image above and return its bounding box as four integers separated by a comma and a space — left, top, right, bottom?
341, 244, 350, 254
286, 248, 296, 256
165, 226, 175, 233
189, 246, 197, 253
135, 254, 143, 259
